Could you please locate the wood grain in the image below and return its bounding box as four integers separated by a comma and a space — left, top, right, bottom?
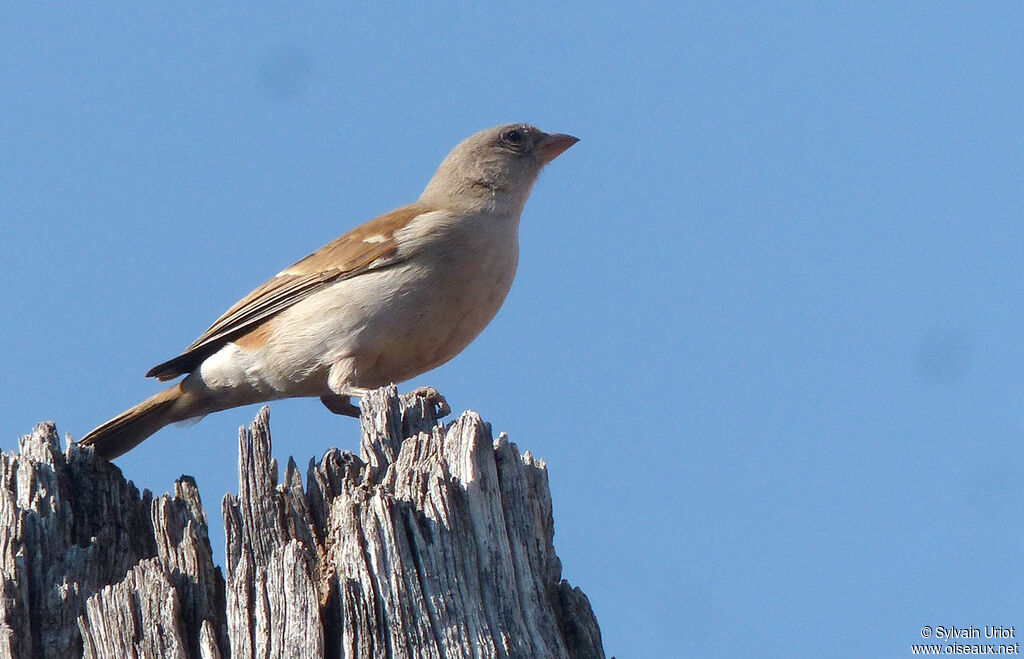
1, 387, 604, 658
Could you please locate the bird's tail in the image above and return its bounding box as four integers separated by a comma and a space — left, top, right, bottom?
79, 383, 202, 460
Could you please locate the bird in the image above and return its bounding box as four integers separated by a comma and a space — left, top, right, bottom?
78, 123, 578, 460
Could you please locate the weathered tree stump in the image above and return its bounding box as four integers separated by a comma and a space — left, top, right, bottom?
0, 386, 604, 658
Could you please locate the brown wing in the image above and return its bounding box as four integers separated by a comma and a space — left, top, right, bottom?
146, 202, 431, 380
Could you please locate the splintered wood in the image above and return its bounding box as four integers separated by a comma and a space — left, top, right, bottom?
0, 386, 604, 658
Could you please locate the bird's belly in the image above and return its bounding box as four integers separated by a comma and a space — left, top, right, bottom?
252, 239, 519, 392
359, 262, 517, 384
342, 248, 519, 386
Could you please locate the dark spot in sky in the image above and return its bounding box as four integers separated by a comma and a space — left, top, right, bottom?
258, 47, 313, 101
915, 326, 974, 383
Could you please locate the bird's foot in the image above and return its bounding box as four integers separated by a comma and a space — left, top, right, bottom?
320, 394, 361, 418
407, 386, 451, 418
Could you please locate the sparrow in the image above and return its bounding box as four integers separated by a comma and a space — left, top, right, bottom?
79, 124, 577, 460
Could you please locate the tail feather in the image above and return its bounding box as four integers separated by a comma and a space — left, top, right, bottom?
79, 383, 197, 460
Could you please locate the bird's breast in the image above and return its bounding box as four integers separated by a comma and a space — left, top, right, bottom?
251, 213, 521, 389
351, 216, 521, 383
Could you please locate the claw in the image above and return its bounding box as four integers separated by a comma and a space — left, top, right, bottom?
320, 394, 361, 417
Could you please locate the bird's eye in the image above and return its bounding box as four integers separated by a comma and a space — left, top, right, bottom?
501, 129, 523, 147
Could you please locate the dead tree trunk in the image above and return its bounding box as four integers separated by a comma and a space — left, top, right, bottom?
0, 386, 605, 658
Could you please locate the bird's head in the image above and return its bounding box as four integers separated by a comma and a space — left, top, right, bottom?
421, 124, 578, 213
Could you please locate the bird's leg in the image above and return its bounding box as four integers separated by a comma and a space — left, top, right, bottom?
407, 386, 451, 417
320, 393, 361, 417
324, 361, 372, 417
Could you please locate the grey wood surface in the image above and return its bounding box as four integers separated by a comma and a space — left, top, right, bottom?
1, 386, 604, 658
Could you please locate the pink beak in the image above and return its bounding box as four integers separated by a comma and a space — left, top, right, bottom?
537, 132, 579, 164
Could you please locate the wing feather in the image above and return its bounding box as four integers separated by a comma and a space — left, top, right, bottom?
146, 202, 430, 380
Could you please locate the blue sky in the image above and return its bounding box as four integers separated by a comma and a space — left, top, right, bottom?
3, 4, 1023, 657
